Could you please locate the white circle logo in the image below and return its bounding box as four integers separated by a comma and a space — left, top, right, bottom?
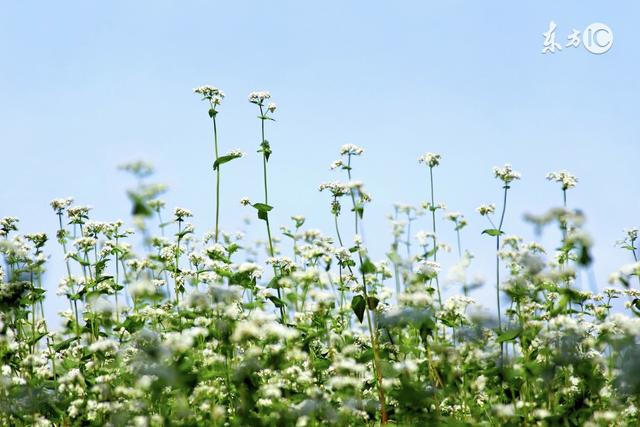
582, 23, 613, 54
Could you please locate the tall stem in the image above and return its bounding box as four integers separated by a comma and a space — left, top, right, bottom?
212, 111, 221, 242
259, 105, 285, 323
57, 213, 80, 336
344, 160, 387, 423
347, 156, 359, 235
429, 166, 442, 306
358, 252, 388, 424
496, 186, 509, 358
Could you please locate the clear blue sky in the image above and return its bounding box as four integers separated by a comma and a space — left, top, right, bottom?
1, 1, 638, 323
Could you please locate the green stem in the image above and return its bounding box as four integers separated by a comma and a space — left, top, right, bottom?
259, 105, 285, 323
347, 155, 359, 235
429, 166, 443, 307
57, 213, 80, 336
212, 110, 221, 243
496, 186, 509, 358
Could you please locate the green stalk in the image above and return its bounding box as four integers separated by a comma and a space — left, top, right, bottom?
429, 166, 443, 307
57, 213, 80, 336
212, 108, 221, 243
259, 105, 285, 323
496, 185, 509, 359
345, 160, 387, 423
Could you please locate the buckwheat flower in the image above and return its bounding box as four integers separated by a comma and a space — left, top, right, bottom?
415, 230, 434, 247
417, 152, 441, 168
626, 227, 639, 241
494, 403, 515, 418
476, 204, 496, 216
129, 280, 157, 299
148, 199, 165, 211
173, 207, 193, 221
533, 409, 551, 419
238, 262, 263, 280
267, 102, 277, 113
422, 201, 447, 212
89, 338, 118, 355
240, 197, 251, 206
248, 91, 271, 105
67, 206, 92, 223
415, 260, 441, 279
546, 170, 578, 190
493, 164, 521, 184
188, 251, 205, 266
73, 237, 97, 252
339, 144, 364, 156
266, 256, 296, 274
617, 227, 639, 250
291, 215, 305, 228
50, 197, 73, 213
0, 217, 19, 236
319, 181, 349, 197
193, 85, 225, 104
25, 232, 48, 249
330, 159, 344, 170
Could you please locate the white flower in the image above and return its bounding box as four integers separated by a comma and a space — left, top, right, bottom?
417, 152, 441, 168
240, 197, 251, 206
88, 338, 118, 354
546, 170, 577, 190
339, 144, 364, 156
493, 164, 521, 184
50, 197, 73, 213
330, 159, 344, 170
173, 207, 193, 221
476, 204, 496, 216
238, 262, 263, 280
248, 91, 271, 105
319, 181, 349, 197
415, 260, 440, 279
416, 230, 434, 246
474, 374, 487, 391
194, 85, 225, 104
129, 280, 157, 299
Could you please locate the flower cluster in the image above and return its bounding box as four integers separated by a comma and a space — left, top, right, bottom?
417, 152, 441, 168
194, 85, 225, 106
546, 170, 578, 190
493, 163, 521, 184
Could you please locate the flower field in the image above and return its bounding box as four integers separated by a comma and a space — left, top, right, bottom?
1, 86, 639, 426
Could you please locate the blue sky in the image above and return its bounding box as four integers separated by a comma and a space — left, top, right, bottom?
1, 1, 638, 323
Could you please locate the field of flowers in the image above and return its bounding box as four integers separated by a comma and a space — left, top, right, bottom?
1, 86, 639, 426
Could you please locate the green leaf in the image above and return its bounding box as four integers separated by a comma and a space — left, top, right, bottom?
419, 317, 436, 341
258, 141, 272, 162
360, 257, 376, 275
252, 203, 273, 212
213, 153, 242, 170
252, 203, 273, 222
351, 295, 366, 323
482, 229, 504, 237
28, 332, 47, 346
267, 295, 286, 308
367, 296, 380, 310
54, 337, 79, 352
497, 328, 521, 343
